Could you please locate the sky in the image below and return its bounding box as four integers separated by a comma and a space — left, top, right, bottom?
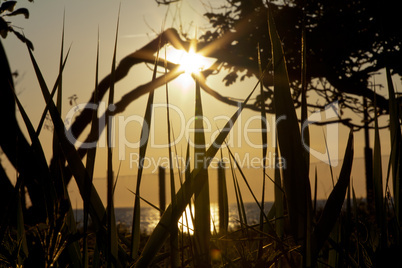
1, 0, 399, 208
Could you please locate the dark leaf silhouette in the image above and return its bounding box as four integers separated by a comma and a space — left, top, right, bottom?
0, 1, 16, 14
5, 8, 29, 19
0, 17, 8, 38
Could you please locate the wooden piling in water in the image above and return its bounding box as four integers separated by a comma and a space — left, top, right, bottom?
218, 160, 228, 234
158, 166, 166, 218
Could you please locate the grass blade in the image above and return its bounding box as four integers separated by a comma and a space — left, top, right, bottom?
16, 190, 28, 266
50, 11, 65, 185
227, 146, 268, 224
35, 44, 71, 136
323, 130, 335, 188
267, 4, 312, 243
373, 92, 386, 248
106, 10, 120, 267
274, 142, 284, 239
83, 27, 100, 268
301, 24, 309, 171
257, 43, 268, 259
184, 140, 197, 267
313, 166, 318, 215
127, 189, 162, 212
328, 220, 340, 267
171, 130, 194, 265
56, 10, 65, 114
312, 131, 354, 261
165, 50, 179, 267
130, 32, 162, 259
227, 147, 247, 230
193, 71, 211, 266
233, 161, 248, 227
386, 67, 402, 223
55, 15, 83, 267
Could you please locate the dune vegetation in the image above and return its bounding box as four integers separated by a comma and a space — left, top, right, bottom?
0, 1, 401, 267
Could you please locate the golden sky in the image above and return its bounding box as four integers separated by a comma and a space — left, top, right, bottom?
2, 0, 397, 208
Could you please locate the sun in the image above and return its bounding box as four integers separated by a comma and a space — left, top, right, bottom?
165, 46, 214, 89
178, 48, 209, 74
167, 46, 214, 75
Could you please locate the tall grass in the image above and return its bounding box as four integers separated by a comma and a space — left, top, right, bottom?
83, 26, 100, 268
0, 3, 401, 267
130, 23, 163, 261
257, 43, 268, 259
193, 66, 211, 267
164, 47, 180, 268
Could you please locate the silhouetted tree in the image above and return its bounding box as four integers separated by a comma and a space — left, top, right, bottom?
180, 0, 402, 128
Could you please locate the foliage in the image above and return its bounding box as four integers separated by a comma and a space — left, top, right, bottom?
199, 0, 402, 129
0, 0, 33, 49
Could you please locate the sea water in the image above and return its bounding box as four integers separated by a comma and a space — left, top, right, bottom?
74, 202, 276, 235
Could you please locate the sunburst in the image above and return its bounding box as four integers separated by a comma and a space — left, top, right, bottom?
166, 44, 214, 89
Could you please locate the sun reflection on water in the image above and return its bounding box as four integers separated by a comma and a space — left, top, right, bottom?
75, 203, 274, 236
133, 202, 272, 235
